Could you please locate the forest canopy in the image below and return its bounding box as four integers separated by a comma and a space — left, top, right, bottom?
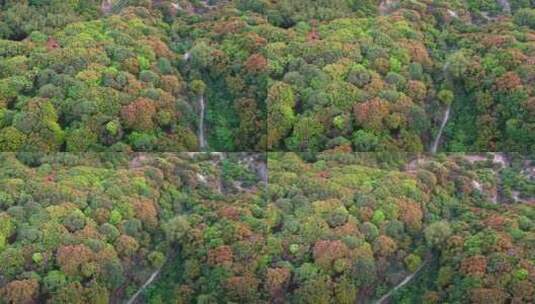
0, 1, 534, 303
0, 152, 533, 303
0, 0, 267, 152
0, 0, 533, 152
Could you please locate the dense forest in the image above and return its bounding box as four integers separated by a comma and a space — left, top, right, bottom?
264, 0, 535, 153
0, 152, 533, 303
1, 0, 535, 303
0, 0, 534, 152
0, 0, 267, 152
0, 152, 267, 303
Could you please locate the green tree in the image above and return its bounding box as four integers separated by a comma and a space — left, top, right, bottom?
163, 216, 191, 242
424, 221, 452, 248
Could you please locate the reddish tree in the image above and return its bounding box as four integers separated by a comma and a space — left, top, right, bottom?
407, 80, 427, 102
496, 72, 522, 91
400, 200, 423, 231
121, 98, 157, 131
225, 274, 259, 301
265, 267, 291, 300
115, 235, 140, 257
243, 32, 267, 50
76, 224, 101, 240
446, 235, 464, 249
470, 288, 508, 304
208, 245, 233, 266
235, 223, 253, 240
160, 75, 183, 96
481, 35, 511, 48
219, 206, 240, 220
353, 98, 390, 131
373, 235, 397, 257
484, 215, 506, 230
313, 240, 349, 271
1, 279, 39, 304
245, 54, 267, 73
143, 37, 174, 58
56, 244, 94, 276
401, 40, 432, 66
495, 234, 513, 252
134, 199, 158, 228
460, 255, 487, 276
213, 18, 247, 35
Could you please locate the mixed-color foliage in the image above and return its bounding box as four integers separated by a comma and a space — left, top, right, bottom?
263, 0, 535, 152
1, 0, 534, 303
147, 152, 534, 303
0, 152, 533, 303
0, 0, 267, 152
0, 152, 265, 303
1, 0, 534, 152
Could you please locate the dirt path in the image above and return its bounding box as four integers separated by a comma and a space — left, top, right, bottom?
198, 95, 207, 150
125, 269, 161, 304
376, 262, 427, 304
430, 105, 451, 153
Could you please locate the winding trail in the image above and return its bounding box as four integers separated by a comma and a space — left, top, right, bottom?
125, 269, 161, 304
180, 51, 207, 150
198, 95, 208, 150
376, 262, 427, 304
430, 105, 451, 153
430, 61, 453, 153
182, 50, 207, 151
